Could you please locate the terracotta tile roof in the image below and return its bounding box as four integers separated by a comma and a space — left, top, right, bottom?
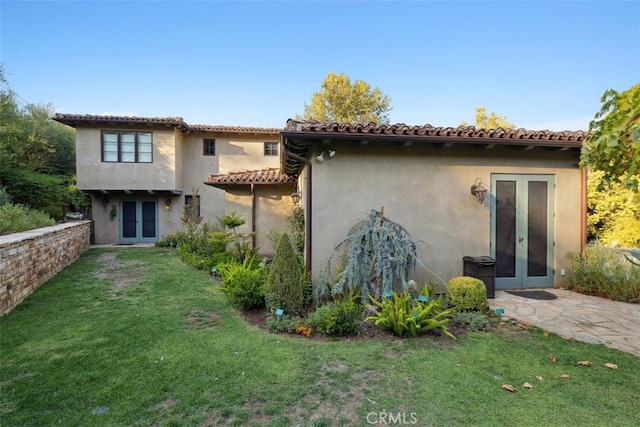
189, 124, 281, 135
283, 120, 587, 142
54, 114, 281, 135
205, 168, 295, 187
54, 114, 186, 127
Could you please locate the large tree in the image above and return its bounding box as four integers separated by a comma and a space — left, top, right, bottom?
300, 72, 391, 124
461, 106, 514, 129
580, 83, 640, 190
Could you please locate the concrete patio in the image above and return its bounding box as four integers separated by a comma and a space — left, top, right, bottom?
490, 289, 640, 357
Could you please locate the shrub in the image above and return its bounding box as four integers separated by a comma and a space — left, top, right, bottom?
365, 289, 456, 339
265, 234, 305, 316
266, 314, 301, 334
218, 257, 266, 310
567, 242, 640, 303
308, 300, 363, 336
0, 203, 55, 234
451, 311, 489, 332
446, 277, 488, 312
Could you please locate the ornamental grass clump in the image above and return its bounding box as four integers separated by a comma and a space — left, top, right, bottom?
446, 277, 488, 312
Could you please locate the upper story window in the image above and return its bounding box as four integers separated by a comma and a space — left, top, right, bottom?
102, 131, 152, 163
264, 142, 278, 156
203, 139, 216, 156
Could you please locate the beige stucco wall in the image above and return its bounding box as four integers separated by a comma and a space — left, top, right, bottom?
77, 127, 282, 244
309, 143, 582, 288
224, 185, 294, 256
75, 127, 179, 191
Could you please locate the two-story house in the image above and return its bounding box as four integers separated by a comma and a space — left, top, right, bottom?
57, 114, 588, 290
54, 114, 296, 254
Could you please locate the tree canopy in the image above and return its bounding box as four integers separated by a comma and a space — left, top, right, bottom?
300, 72, 391, 124
461, 106, 514, 129
580, 83, 640, 190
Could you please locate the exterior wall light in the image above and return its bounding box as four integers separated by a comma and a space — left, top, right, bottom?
470, 178, 489, 204
316, 150, 336, 162
165, 198, 172, 210
101, 196, 109, 207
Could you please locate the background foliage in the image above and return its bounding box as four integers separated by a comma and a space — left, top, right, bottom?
581, 83, 640, 190
300, 72, 391, 124
0, 66, 82, 221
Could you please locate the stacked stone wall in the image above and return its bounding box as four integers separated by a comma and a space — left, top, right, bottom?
0, 221, 91, 315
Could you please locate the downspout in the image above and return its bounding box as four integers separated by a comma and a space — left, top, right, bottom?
283, 145, 312, 274
251, 183, 257, 249
580, 167, 588, 251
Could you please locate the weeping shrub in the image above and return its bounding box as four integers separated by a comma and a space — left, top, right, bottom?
322, 209, 421, 302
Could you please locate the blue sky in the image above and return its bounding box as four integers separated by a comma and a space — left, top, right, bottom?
1, 1, 639, 130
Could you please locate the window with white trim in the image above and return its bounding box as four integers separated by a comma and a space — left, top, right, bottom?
102, 131, 153, 163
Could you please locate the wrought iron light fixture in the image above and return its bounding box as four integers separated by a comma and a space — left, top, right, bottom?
101, 196, 109, 207
291, 186, 301, 204
165, 198, 172, 210
470, 178, 489, 204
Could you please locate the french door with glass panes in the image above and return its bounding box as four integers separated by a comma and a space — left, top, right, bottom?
120, 200, 157, 243
490, 175, 555, 288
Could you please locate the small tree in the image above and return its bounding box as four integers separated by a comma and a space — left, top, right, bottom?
323, 209, 421, 302
219, 211, 256, 262
265, 233, 304, 316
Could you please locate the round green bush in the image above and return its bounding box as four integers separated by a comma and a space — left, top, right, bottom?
446, 277, 488, 312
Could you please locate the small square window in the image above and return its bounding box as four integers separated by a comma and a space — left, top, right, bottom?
203, 139, 216, 156
264, 142, 278, 156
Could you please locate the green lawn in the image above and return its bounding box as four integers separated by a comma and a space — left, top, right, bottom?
1, 248, 638, 427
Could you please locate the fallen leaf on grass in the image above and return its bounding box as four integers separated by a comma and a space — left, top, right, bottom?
551, 355, 557, 363
560, 374, 570, 379
501, 384, 517, 393
536, 375, 543, 381
578, 360, 591, 366
523, 382, 534, 390
604, 363, 618, 370
632, 394, 638, 399
543, 331, 549, 337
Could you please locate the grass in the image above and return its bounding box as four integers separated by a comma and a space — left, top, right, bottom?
1, 247, 639, 426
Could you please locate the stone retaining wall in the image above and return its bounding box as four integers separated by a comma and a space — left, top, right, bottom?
0, 221, 91, 315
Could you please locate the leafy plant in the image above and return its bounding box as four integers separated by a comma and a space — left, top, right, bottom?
266, 313, 301, 334
365, 288, 456, 339
287, 205, 305, 255
218, 257, 267, 310
446, 277, 489, 312
265, 234, 305, 316
567, 242, 640, 303
0, 203, 55, 234
323, 209, 422, 302
308, 300, 363, 337
451, 311, 489, 332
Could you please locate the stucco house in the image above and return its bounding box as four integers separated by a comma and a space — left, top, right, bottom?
55, 114, 587, 290
53, 114, 295, 254
280, 120, 587, 290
